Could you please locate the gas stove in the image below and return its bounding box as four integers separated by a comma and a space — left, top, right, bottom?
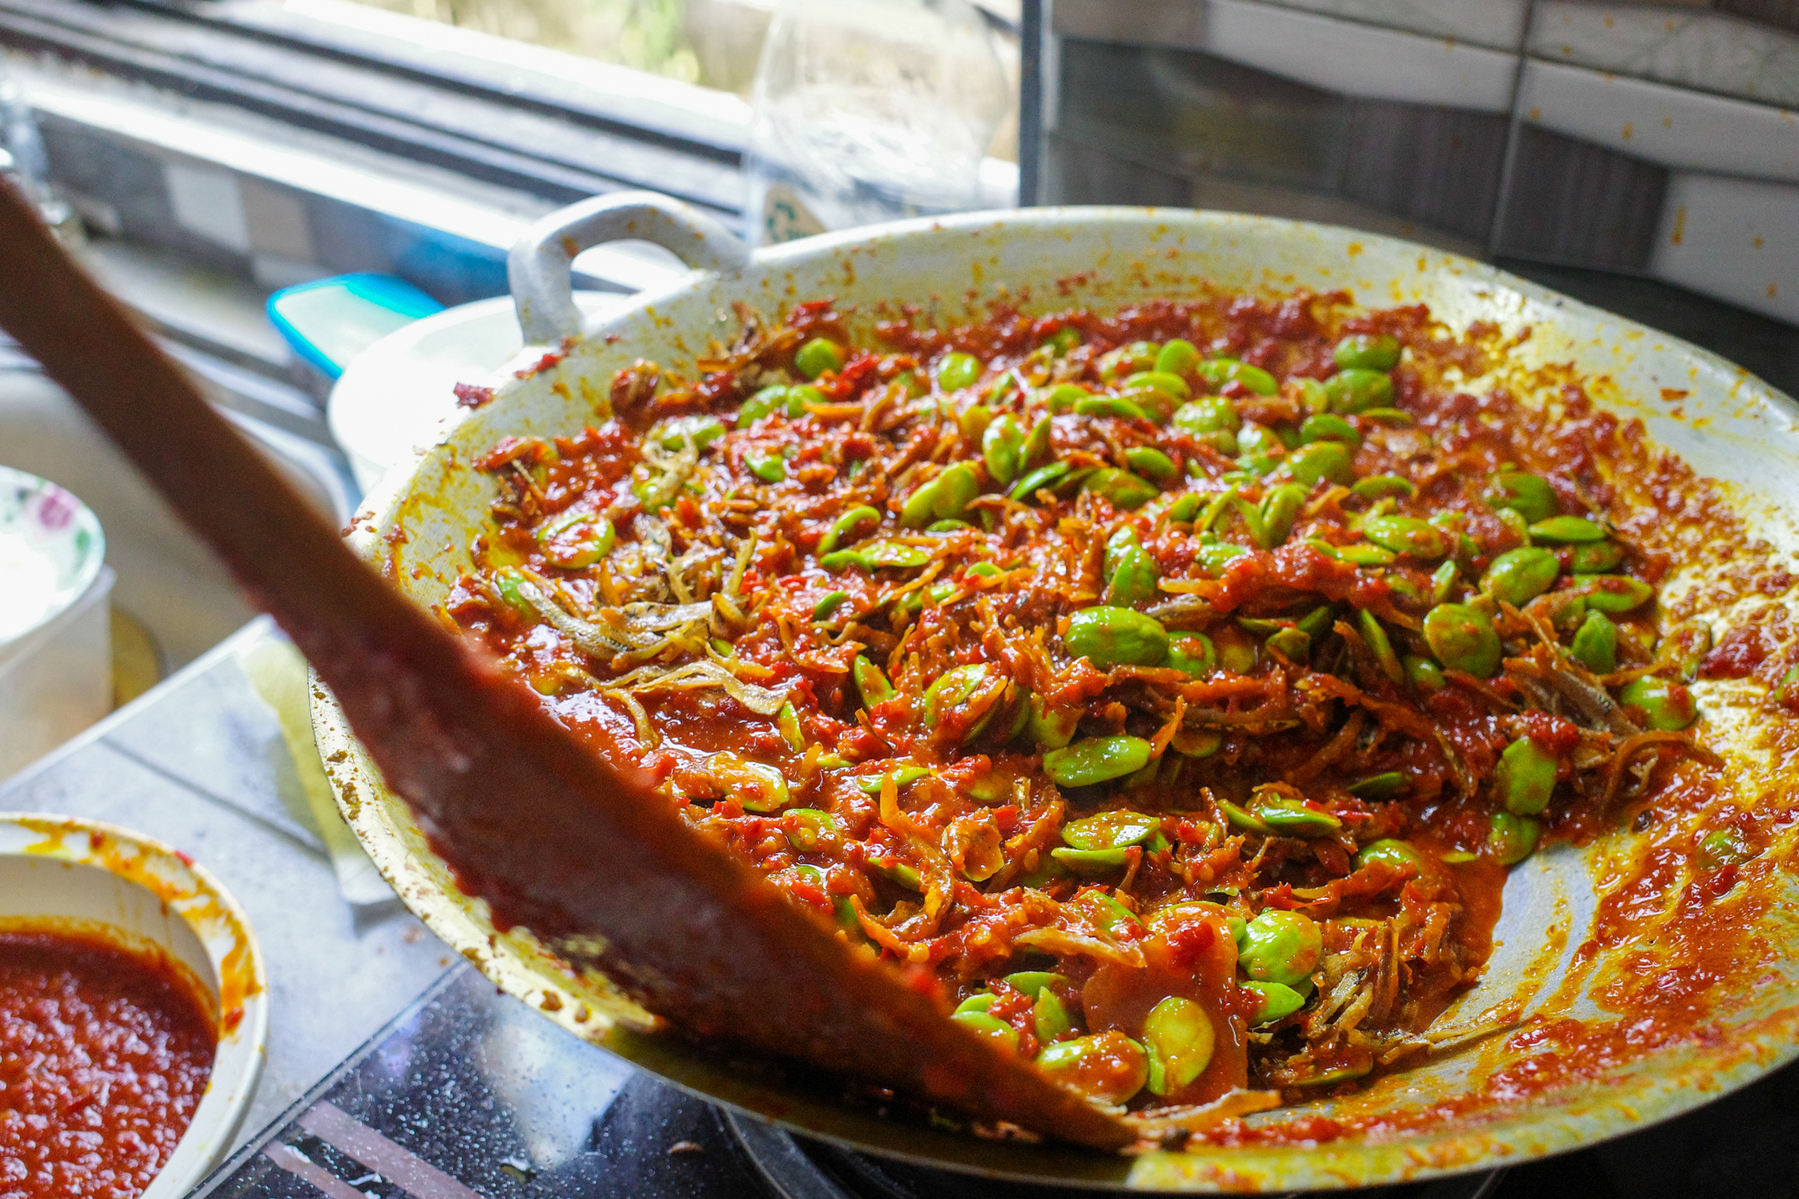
188, 965, 1498, 1199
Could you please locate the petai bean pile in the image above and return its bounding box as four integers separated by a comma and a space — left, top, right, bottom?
448, 294, 1720, 1119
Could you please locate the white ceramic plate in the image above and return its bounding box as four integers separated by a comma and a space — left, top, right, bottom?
0, 812, 269, 1198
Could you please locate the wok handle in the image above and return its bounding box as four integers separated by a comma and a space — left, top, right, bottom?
508, 191, 751, 345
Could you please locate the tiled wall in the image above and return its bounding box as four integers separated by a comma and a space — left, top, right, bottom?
1041, 0, 1799, 327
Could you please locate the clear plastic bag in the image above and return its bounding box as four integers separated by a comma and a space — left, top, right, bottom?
745, 0, 1008, 244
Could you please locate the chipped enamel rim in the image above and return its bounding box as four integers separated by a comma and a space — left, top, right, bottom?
0, 812, 270, 1198
314, 206, 1799, 1191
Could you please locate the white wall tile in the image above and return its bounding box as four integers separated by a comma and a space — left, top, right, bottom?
164, 159, 251, 253
1651, 171, 1799, 326
1518, 58, 1799, 182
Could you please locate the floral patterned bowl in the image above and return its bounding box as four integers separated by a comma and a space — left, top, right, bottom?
0, 464, 104, 655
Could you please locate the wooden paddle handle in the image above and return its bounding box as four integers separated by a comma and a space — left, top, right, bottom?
0, 179, 1134, 1151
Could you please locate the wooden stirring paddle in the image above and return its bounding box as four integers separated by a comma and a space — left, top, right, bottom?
0, 180, 1131, 1150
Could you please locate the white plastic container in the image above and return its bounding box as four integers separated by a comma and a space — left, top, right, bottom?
0, 466, 112, 778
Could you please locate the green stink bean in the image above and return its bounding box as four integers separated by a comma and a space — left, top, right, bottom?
537, 511, 615, 568
1260, 484, 1308, 546
1249, 789, 1340, 836
1075, 395, 1150, 421
1020, 416, 1054, 470
1050, 846, 1132, 873
1484, 471, 1558, 524
1570, 540, 1626, 573
1125, 446, 1178, 482
1572, 574, 1655, 613
1123, 370, 1193, 401
935, 351, 982, 391
1197, 358, 1278, 395
1196, 542, 1252, 576
1355, 838, 1427, 872
1027, 693, 1082, 749
655, 413, 725, 451
852, 655, 895, 707
794, 336, 846, 379
1296, 605, 1335, 640
925, 520, 971, 534
1358, 609, 1405, 684
1423, 602, 1502, 677
1063, 810, 1158, 850
1529, 515, 1607, 544
812, 590, 851, 620
1619, 677, 1698, 730
1008, 460, 1072, 502
1033, 988, 1072, 1042
746, 449, 786, 482
1142, 996, 1215, 1096
958, 402, 996, 443
1431, 559, 1460, 604
1323, 368, 1393, 413
1166, 492, 1203, 523
1495, 736, 1557, 816
1265, 626, 1312, 663
1244, 981, 1307, 1025
1334, 332, 1401, 371
1098, 341, 1158, 381
900, 462, 979, 528
1104, 529, 1159, 606
1155, 339, 1202, 377
1044, 327, 1081, 355
1043, 735, 1154, 787
922, 663, 998, 732
1299, 413, 1361, 446
1362, 516, 1450, 560
1219, 800, 1270, 834
953, 991, 998, 1015
1036, 1032, 1150, 1104
1488, 810, 1541, 865
1348, 771, 1411, 800
1404, 654, 1446, 693
1164, 633, 1217, 677
950, 1008, 1019, 1051
1313, 540, 1396, 567
1043, 384, 1091, 413
1698, 828, 1753, 870
1173, 396, 1241, 435
785, 808, 844, 851
1352, 475, 1415, 500
786, 384, 825, 414
853, 765, 931, 794
982, 413, 1027, 484
1359, 407, 1414, 425
1239, 910, 1322, 987
818, 505, 881, 555
1570, 609, 1617, 673
736, 384, 788, 426
1482, 546, 1561, 607
1084, 468, 1160, 510
1297, 377, 1330, 413
490, 567, 533, 618
1286, 441, 1355, 487
1003, 971, 1070, 998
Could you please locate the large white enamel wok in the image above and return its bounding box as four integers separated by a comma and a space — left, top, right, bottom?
313, 193, 1799, 1191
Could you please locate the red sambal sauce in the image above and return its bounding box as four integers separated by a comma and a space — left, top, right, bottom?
0, 927, 217, 1198
445, 289, 1750, 1126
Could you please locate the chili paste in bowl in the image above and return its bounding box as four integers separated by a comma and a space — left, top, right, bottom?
0, 815, 268, 1197
443, 293, 1725, 1118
